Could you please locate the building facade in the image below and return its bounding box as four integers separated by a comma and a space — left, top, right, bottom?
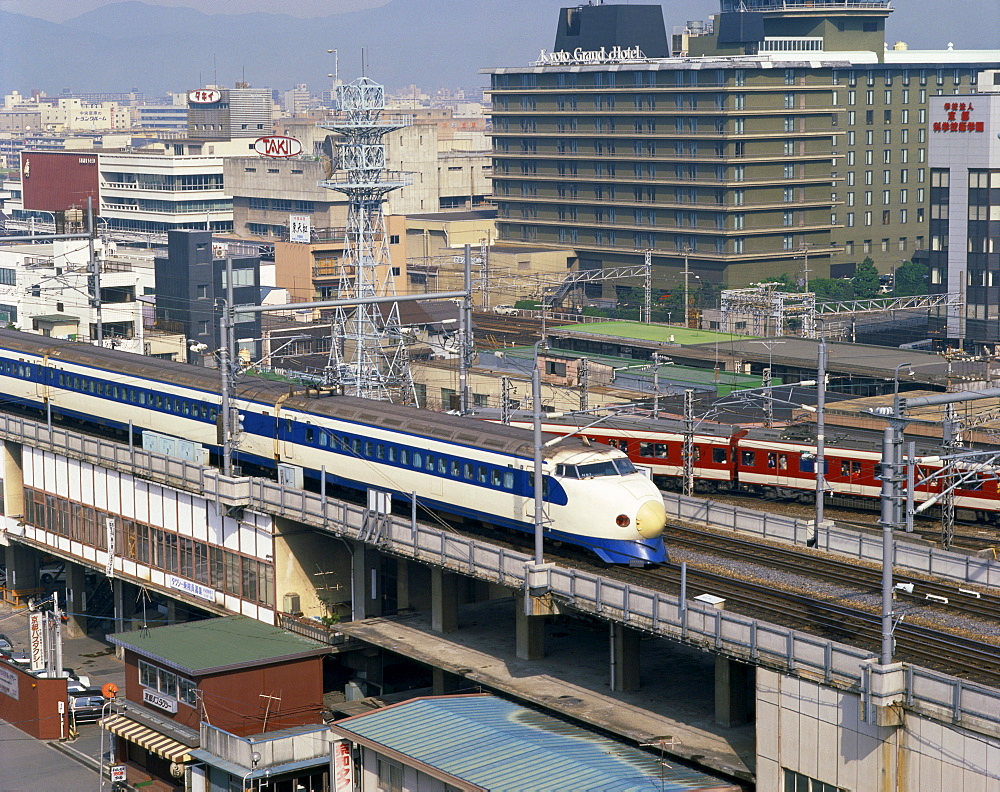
483, 1, 1000, 298
187, 84, 273, 140
928, 70, 1000, 348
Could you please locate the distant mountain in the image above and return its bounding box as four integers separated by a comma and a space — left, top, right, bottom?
0, 0, 583, 97
1, 0, 997, 98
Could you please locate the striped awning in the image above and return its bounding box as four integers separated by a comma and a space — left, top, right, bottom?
100, 714, 193, 763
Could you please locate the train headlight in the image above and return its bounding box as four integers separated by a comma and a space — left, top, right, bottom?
634, 499, 667, 539
616, 514, 631, 528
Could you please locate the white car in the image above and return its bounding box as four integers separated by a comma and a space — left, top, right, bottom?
493, 304, 519, 316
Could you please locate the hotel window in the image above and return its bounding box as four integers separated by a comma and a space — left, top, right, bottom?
846, 212, 854, 227
784, 187, 795, 202
866, 90, 874, 104
899, 237, 907, 250
865, 170, 873, 185
884, 90, 892, 103
784, 211, 794, 226
881, 239, 889, 252
847, 131, 855, 145
882, 190, 890, 205
847, 172, 855, 186
864, 211, 872, 226
863, 239, 872, 253
848, 111, 856, 125
917, 128, 925, 143
784, 140, 795, 155
847, 192, 855, 206
784, 117, 795, 132
848, 90, 856, 105
864, 191, 873, 206
883, 170, 891, 184
784, 164, 795, 178
899, 189, 908, 203
847, 152, 855, 166
865, 129, 874, 145
783, 235, 794, 250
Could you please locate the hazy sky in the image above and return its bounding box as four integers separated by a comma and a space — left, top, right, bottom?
0, 0, 393, 20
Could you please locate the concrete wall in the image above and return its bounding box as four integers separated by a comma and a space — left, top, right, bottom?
273, 516, 353, 620
756, 667, 1000, 791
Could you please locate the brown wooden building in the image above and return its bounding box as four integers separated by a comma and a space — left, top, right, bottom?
103, 615, 328, 790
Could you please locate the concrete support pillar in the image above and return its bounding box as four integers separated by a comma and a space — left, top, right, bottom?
165, 598, 178, 625
396, 558, 410, 613
610, 623, 641, 692
431, 667, 464, 696
2, 440, 24, 523
350, 541, 382, 621
715, 656, 753, 727
112, 578, 125, 634
63, 563, 88, 638
515, 596, 545, 660
5, 544, 37, 591
430, 568, 459, 634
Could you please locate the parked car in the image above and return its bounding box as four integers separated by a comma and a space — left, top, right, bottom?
39, 562, 64, 586
68, 689, 107, 723
493, 304, 519, 316
0, 634, 29, 666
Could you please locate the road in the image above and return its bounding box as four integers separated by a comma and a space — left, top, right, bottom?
0, 719, 101, 792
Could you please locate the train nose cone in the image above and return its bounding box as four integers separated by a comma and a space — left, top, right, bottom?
635, 499, 667, 539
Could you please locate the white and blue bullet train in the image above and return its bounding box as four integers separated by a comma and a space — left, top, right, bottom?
0, 330, 668, 565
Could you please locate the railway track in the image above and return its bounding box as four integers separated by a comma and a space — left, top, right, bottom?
609, 561, 1000, 685
664, 523, 1000, 622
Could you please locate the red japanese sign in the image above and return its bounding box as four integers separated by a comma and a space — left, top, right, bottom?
933, 101, 985, 133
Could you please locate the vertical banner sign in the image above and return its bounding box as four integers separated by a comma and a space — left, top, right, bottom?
29, 612, 45, 671
289, 214, 311, 243
331, 740, 353, 792
105, 517, 116, 578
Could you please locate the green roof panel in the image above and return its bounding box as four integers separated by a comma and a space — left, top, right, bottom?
108, 616, 329, 675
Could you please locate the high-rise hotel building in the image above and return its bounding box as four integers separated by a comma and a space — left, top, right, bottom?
483, 2, 1000, 294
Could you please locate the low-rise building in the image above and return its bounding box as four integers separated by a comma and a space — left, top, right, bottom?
104, 615, 329, 790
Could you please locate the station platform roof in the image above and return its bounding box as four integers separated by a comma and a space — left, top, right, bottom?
332, 693, 741, 791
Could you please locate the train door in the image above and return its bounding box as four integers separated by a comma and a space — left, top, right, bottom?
281, 417, 296, 460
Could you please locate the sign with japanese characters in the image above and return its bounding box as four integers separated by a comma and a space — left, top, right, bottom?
289, 214, 311, 243
933, 101, 985, 133
332, 740, 353, 792
188, 89, 222, 104
143, 688, 178, 713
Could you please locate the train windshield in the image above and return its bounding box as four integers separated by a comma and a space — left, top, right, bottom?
558, 458, 638, 479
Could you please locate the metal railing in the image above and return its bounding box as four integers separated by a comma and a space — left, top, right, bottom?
0, 411, 998, 738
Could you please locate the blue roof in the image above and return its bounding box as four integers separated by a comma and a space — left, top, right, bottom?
332, 695, 738, 792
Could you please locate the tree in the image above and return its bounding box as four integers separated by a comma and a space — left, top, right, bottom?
894, 261, 929, 296
810, 278, 854, 300
851, 258, 880, 299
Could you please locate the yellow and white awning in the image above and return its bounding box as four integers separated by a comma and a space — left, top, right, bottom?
100, 714, 193, 763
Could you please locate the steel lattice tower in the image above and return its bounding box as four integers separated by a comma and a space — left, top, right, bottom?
318, 76, 414, 402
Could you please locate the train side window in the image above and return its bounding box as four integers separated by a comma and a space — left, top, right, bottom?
305, 427, 315, 444
503, 470, 515, 490
425, 454, 435, 471
491, 469, 502, 486
440, 459, 450, 475
463, 463, 473, 480
209, 408, 218, 422
387, 446, 396, 462
376, 444, 385, 460
73, 377, 80, 389
352, 438, 362, 455
181, 400, 189, 415
767, 452, 777, 468
741, 450, 755, 467
713, 448, 727, 464
412, 451, 423, 468
319, 432, 327, 447
364, 441, 373, 457
400, 448, 409, 465
138, 392, 146, 405
478, 466, 488, 483
963, 476, 984, 491
778, 454, 788, 470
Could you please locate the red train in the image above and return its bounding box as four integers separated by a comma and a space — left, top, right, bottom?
494, 413, 1000, 523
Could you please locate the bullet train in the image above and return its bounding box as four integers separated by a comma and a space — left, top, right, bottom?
0, 330, 668, 565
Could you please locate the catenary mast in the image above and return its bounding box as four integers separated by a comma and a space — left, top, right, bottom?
319, 76, 414, 402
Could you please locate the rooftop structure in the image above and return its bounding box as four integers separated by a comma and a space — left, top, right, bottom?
331, 694, 741, 791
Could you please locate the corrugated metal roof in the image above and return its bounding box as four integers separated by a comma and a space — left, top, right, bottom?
333, 695, 738, 792
108, 616, 330, 675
